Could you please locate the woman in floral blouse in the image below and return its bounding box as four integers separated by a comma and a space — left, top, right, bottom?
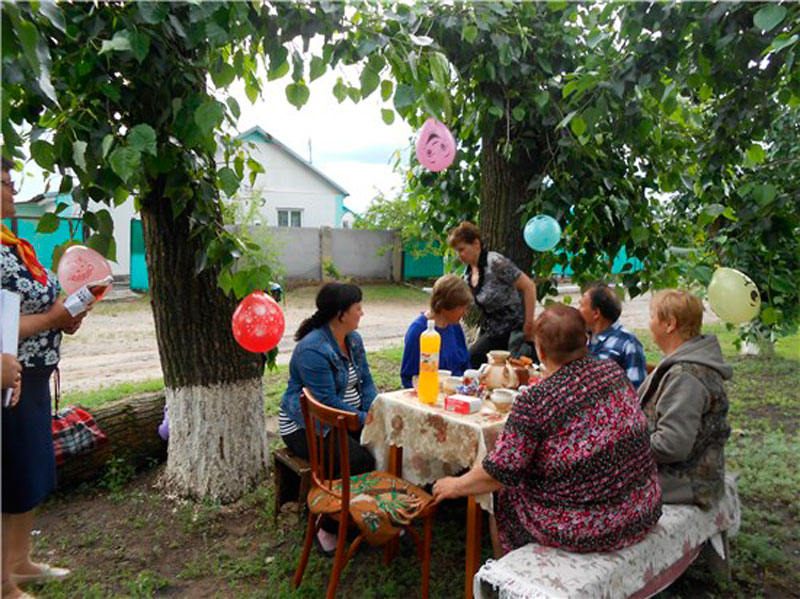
2, 158, 86, 599
433, 304, 662, 556
447, 222, 538, 369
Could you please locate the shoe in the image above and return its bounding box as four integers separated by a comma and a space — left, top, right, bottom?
11, 564, 70, 585
313, 532, 337, 558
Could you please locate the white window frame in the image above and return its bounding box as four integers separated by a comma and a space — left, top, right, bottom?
277, 208, 303, 228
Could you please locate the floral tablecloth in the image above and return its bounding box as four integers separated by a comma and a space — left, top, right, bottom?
474, 474, 741, 599
361, 389, 508, 512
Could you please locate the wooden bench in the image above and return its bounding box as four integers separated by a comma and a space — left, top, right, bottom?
272, 446, 312, 526
474, 475, 741, 599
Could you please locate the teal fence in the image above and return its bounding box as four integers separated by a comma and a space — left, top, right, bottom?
2, 217, 83, 269
403, 240, 444, 279
551, 246, 644, 277
130, 219, 149, 291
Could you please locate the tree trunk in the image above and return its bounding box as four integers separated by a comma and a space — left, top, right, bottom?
57, 392, 166, 488
479, 133, 535, 275
140, 190, 267, 503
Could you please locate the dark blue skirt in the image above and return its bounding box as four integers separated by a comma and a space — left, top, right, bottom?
2, 366, 57, 514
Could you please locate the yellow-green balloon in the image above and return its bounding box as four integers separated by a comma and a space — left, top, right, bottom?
707, 267, 761, 324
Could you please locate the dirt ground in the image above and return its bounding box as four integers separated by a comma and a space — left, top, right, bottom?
58, 285, 717, 393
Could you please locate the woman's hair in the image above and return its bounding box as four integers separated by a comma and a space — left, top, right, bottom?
430, 274, 472, 313
1, 157, 13, 173
533, 304, 588, 364
447, 221, 482, 248
295, 282, 363, 341
651, 289, 703, 339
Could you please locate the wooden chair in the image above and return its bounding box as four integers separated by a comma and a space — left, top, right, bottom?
293, 387, 435, 599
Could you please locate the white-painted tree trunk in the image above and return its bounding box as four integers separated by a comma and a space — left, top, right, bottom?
164, 377, 268, 503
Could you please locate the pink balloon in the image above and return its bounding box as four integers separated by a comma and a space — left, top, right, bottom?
415, 118, 456, 172
232, 291, 285, 353
57, 245, 113, 298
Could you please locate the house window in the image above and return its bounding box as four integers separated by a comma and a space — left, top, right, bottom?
277, 209, 302, 227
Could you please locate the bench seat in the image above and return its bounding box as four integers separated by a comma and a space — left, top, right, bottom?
474, 475, 740, 599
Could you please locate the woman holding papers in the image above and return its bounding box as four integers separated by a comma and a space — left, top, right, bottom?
1, 157, 85, 598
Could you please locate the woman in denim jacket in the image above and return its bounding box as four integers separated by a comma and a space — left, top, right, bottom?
278, 282, 377, 553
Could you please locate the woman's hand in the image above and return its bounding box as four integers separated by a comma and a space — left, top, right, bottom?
432, 476, 464, 503
47, 298, 86, 333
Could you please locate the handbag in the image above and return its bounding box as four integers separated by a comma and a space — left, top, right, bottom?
51, 368, 109, 465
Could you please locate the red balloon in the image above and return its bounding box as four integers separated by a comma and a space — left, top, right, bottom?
57, 245, 113, 298
232, 291, 285, 353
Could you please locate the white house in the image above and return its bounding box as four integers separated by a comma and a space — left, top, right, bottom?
230, 126, 350, 229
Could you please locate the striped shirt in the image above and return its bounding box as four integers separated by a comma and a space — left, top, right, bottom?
279, 362, 362, 436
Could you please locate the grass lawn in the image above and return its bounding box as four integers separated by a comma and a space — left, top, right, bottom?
31, 325, 799, 598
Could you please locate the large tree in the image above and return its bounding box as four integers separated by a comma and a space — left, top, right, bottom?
2, 1, 349, 502
332, 1, 798, 335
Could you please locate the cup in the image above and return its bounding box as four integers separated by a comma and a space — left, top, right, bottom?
490, 388, 515, 412
444, 376, 463, 395
463, 369, 481, 386
437, 370, 451, 393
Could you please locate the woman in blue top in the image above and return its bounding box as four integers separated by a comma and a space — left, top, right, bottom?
278, 282, 377, 554
401, 274, 472, 389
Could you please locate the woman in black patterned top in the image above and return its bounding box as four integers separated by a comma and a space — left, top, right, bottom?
448, 222, 538, 368
2, 157, 86, 597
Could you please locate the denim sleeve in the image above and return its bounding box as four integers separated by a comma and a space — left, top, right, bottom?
400, 323, 422, 389
297, 347, 367, 423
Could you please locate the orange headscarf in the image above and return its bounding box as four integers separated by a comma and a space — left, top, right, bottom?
1, 224, 48, 285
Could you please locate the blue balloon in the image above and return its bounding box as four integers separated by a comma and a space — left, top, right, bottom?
523, 215, 562, 252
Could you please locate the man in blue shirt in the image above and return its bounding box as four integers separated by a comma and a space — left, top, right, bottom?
579, 282, 648, 390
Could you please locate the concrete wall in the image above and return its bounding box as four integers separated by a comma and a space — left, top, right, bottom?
249, 226, 401, 281
330, 228, 395, 279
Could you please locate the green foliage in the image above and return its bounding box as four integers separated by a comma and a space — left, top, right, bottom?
334, 1, 799, 340
321, 257, 343, 280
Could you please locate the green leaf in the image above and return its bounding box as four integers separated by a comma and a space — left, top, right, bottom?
752, 184, 777, 205
16, 19, 40, 75
54, 202, 69, 215
268, 47, 289, 81
37, 212, 60, 234
99, 30, 132, 55
113, 186, 129, 207
72, 140, 87, 171
760, 306, 778, 326
394, 84, 416, 110
137, 3, 168, 24
557, 110, 577, 130
247, 158, 265, 186
127, 124, 157, 156
381, 109, 395, 125
630, 226, 649, 244
194, 100, 224, 135
462, 24, 478, 44
101, 134, 114, 159
753, 4, 786, 32
130, 31, 150, 64
360, 67, 380, 98
429, 52, 450, 86
488, 105, 504, 118
534, 91, 549, 109
30, 140, 55, 170
309, 56, 326, 82
96, 209, 114, 235
86, 233, 117, 262
333, 79, 347, 103
38, 2, 67, 34
226, 97, 240, 119
210, 62, 235, 88
218, 167, 240, 197
570, 115, 587, 137
109, 147, 141, 183
512, 106, 525, 122
380, 80, 393, 102
746, 143, 766, 164
771, 33, 799, 52
285, 81, 310, 108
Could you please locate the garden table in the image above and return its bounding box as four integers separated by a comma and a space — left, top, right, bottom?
361, 389, 509, 599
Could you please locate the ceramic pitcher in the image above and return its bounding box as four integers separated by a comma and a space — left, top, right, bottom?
481, 350, 518, 390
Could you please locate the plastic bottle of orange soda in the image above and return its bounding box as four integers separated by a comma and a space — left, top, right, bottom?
418, 319, 441, 405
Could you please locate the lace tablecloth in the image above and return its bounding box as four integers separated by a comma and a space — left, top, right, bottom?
474, 475, 741, 599
361, 389, 508, 512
